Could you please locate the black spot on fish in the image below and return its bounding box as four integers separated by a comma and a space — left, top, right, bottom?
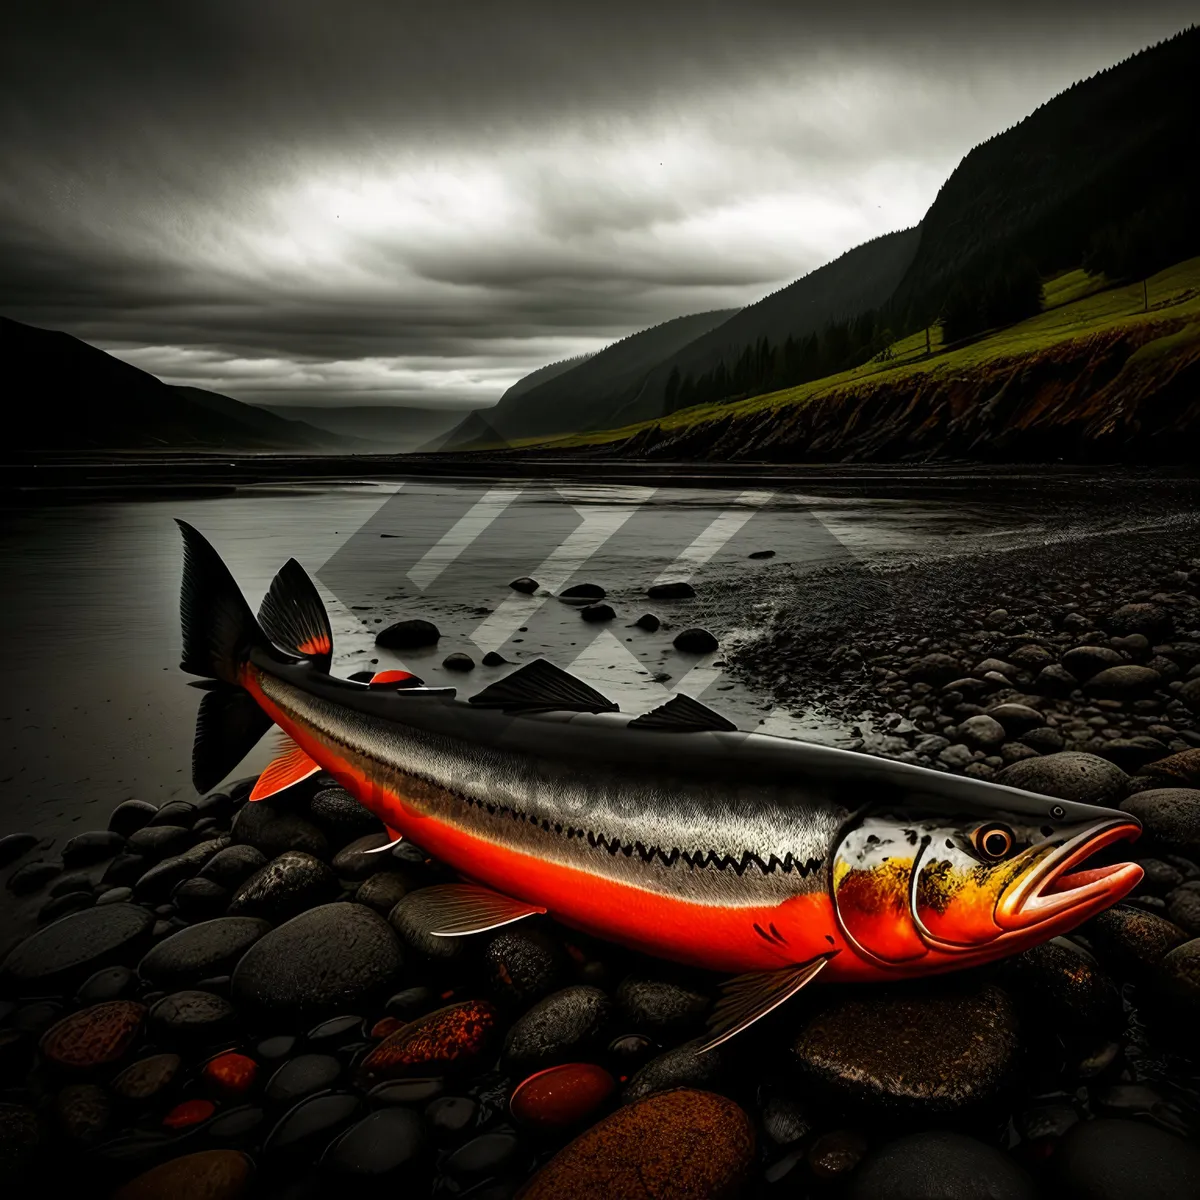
1041, 826, 1054, 838
866, 834, 880, 845
825, 935, 836, 945
946, 839, 955, 849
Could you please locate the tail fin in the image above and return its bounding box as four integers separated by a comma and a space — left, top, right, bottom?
258, 558, 334, 671
176, 519, 267, 684
176, 520, 273, 792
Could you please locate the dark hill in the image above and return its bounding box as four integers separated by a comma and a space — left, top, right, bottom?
443, 308, 738, 448
3, 316, 349, 453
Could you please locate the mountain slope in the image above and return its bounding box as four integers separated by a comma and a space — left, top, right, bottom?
3, 316, 348, 453
259, 403, 483, 453
443, 309, 738, 448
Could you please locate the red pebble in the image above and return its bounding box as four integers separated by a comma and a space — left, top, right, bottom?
163, 1099, 216, 1129
370, 1016, 403, 1040
510, 1062, 615, 1130
356, 1000, 498, 1086
202, 1052, 258, 1096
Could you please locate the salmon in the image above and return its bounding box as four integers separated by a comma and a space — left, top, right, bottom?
176, 520, 1143, 1047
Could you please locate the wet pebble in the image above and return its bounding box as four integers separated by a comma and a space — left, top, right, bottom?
1084, 904, 1190, 976
503, 985, 611, 1070
307, 788, 381, 844
163, 1098, 216, 1129
509, 577, 538, 594
354, 870, 409, 915
40, 1000, 145, 1070
227, 851, 338, 923
1000, 939, 1122, 1036
375, 618, 439, 649
510, 1062, 615, 1131
1120, 788, 1200, 856
518, 1088, 753, 1200
443, 650, 476, 670
1166, 887, 1200, 934
849, 1129, 1036, 1200
262, 1091, 362, 1161
134, 837, 231, 903
148, 990, 236, 1042
230, 804, 329, 860
808, 1128, 868, 1181
96, 886, 135, 906
112, 1053, 182, 1101
107, 800, 159, 838
39, 891, 95, 923
1053, 1117, 1200, 1200
0, 832, 38, 867
199, 844, 268, 889
76, 964, 137, 1004
673, 627, 719, 654
445, 1129, 523, 1180
113, 1148, 254, 1200
389, 888, 470, 960
425, 1094, 477, 1142
321, 1105, 428, 1178
203, 1051, 258, 1098
614, 975, 710, 1037
265, 1053, 342, 1104
581, 603, 615, 623
484, 927, 566, 1010
126, 825, 194, 861
369, 1076, 444, 1105
1155, 937, 1200, 1018
634, 613, 660, 631
791, 982, 1019, 1113
60, 830, 125, 867
994, 752, 1128, 806
232, 903, 403, 1021
138, 916, 271, 988
1138, 747, 1200, 787
356, 1000, 499, 1086
621, 1036, 728, 1103
172, 876, 230, 918
54, 1082, 110, 1144
7, 860, 63, 894
331, 832, 394, 880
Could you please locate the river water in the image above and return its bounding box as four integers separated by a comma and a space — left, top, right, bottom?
2, 469, 1197, 840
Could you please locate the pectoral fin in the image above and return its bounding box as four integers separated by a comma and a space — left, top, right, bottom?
249, 735, 322, 801
416, 883, 546, 937
696, 954, 835, 1053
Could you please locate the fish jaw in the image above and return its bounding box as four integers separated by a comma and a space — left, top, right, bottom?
994, 817, 1143, 934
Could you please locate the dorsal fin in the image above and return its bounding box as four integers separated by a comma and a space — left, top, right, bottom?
468, 659, 618, 714
258, 558, 333, 671
627, 693, 737, 733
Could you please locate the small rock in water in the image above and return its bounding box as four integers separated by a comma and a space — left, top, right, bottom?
581, 603, 616, 623
203, 1051, 258, 1097
356, 1000, 499, 1086
503, 985, 611, 1070
375, 618, 440, 649
40, 1000, 145, 1070
443, 651, 475, 671
510, 1062, 615, 1130
808, 1128, 868, 1181
39, 891, 95, 923
76, 965, 137, 1004
748, 549, 775, 559
634, 613, 660, 632
518, 1088, 753, 1200
150, 800, 198, 828
849, 1129, 1036, 1200
559, 583, 606, 603
647, 581, 695, 600
673, 628, 719, 655
227, 851, 338, 923
482, 650, 509, 666
994, 752, 1128, 806
232, 903, 404, 1021
509, 577, 539, 594
791, 982, 1019, 1113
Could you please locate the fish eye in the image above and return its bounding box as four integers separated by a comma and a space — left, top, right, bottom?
972, 824, 1015, 860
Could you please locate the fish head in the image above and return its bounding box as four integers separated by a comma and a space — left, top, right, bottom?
830, 787, 1142, 972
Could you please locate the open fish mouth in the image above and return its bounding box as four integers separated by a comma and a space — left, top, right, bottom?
995, 818, 1143, 931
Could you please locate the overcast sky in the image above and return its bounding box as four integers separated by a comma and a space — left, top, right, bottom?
2, 2, 1194, 409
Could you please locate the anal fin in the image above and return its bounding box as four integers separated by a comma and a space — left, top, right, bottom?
415, 883, 546, 937
696, 954, 834, 1053
250, 734, 322, 801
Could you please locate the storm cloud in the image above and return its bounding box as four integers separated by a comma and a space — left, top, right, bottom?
2, 2, 1195, 407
